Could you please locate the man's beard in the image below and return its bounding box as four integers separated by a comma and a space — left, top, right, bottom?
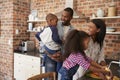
62, 21, 69, 26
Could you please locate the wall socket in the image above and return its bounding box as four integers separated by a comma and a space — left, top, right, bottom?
15, 29, 19, 34
8, 39, 12, 45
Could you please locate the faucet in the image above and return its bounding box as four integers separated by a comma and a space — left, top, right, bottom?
108, 61, 120, 69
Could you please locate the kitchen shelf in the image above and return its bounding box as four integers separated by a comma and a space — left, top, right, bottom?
90, 16, 120, 19
27, 30, 38, 32
27, 16, 89, 23
27, 19, 46, 23
106, 32, 120, 35
58, 16, 80, 19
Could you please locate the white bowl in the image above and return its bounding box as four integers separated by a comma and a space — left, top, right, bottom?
106, 28, 115, 32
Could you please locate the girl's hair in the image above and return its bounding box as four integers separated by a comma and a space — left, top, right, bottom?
91, 19, 106, 49
63, 30, 90, 59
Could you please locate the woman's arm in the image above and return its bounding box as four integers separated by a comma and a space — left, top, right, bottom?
90, 60, 103, 69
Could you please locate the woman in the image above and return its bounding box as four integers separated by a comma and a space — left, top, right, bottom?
86, 19, 106, 65
73, 19, 110, 80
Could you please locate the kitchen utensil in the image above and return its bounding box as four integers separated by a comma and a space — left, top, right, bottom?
19, 41, 35, 53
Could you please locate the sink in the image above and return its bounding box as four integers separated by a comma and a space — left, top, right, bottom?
105, 59, 120, 77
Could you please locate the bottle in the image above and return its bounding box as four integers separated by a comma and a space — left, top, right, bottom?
96, 8, 104, 17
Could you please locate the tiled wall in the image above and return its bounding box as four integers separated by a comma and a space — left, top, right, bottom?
30, 0, 120, 60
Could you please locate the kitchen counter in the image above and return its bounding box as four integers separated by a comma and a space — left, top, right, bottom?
14, 50, 40, 57
14, 51, 120, 79
78, 59, 120, 80
14, 52, 41, 80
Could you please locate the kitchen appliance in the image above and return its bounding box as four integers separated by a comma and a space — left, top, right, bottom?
19, 41, 35, 53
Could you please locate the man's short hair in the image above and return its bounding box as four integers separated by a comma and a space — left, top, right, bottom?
64, 7, 74, 17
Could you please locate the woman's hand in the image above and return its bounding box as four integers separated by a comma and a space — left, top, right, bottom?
101, 67, 113, 80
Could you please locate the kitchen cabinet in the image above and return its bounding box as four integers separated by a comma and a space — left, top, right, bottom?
90, 16, 120, 35
14, 53, 41, 80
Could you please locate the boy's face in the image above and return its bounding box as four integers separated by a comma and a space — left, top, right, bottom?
48, 18, 58, 27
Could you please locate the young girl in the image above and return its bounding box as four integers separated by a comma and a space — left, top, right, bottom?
58, 30, 110, 80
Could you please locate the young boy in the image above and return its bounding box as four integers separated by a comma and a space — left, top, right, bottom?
35, 13, 62, 73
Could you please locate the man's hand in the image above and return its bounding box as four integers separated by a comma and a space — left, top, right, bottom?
50, 51, 63, 62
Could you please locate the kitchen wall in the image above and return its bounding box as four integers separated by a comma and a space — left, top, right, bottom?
30, 0, 120, 59
0, 0, 30, 80
13, 0, 30, 51
0, 0, 14, 79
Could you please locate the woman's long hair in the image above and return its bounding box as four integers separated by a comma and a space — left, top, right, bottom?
63, 30, 90, 59
91, 19, 106, 49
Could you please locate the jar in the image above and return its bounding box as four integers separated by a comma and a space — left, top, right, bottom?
96, 8, 104, 17
108, 3, 116, 17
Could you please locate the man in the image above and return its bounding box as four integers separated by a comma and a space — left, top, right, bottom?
35, 7, 74, 80
44, 7, 74, 78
